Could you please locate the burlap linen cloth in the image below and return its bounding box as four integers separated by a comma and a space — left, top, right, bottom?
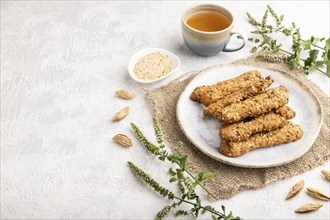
147, 52, 330, 199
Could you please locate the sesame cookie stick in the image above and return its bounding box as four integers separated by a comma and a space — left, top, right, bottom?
220, 106, 296, 142
204, 76, 274, 116
220, 86, 289, 123
190, 70, 263, 103
219, 122, 304, 157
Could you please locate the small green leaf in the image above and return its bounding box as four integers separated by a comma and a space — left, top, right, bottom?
301, 40, 311, 50
315, 61, 325, 66
325, 38, 330, 50
307, 61, 324, 73
153, 118, 164, 147
169, 177, 177, 183
224, 211, 235, 220
283, 28, 291, 36
192, 182, 198, 189
310, 36, 323, 45
180, 156, 187, 170
175, 210, 187, 216
309, 49, 319, 62
196, 197, 201, 207
202, 205, 213, 214
187, 188, 197, 200
197, 172, 215, 182
324, 39, 330, 62
292, 22, 296, 28
168, 168, 176, 176
251, 47, 257, 53
261, 9, 269, 29
306, 65, 316, 74
205, 205, 213, 211
222, 205, 226, 214
177, 180, 185, 194
156, 205, 172, 220
297, 28, 301, 40
246, 12, 260, 26
236, 35, 243, 40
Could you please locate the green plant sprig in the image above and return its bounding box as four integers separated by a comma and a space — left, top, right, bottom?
128, 161, 237, 220
128, 118, 239, 220
246, 5, 330, 77
131, 119, 215, 200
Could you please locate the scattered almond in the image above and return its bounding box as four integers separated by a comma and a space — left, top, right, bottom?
115, 90, 136, 100
113, 134, 132, 147
286, 180, 304, 200
306, 187, 330, 201
113, 106, 130, 121
295, 202, 323, 213
321, 170, 330, 182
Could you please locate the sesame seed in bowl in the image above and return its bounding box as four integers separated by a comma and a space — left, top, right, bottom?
128, 48, 181, 84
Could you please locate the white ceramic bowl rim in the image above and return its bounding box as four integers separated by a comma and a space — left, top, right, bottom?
128, 48, 181, 84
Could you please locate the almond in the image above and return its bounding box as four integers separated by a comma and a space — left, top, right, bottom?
113, 106, 130, 121
115, 90, 136, 100
321, 170, 330, 182
286, 180, 304, 200
295, 202, 323, 213
306, 187, 330, 201
113, 134, 132, 147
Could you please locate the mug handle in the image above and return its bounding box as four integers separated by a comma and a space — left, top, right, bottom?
223, 32, 246, 52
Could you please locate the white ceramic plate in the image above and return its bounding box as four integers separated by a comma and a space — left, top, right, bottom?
128, 48, 181, 84
177, 64, 322, 168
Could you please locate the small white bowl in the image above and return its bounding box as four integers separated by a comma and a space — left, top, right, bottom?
128, 48, 181, 84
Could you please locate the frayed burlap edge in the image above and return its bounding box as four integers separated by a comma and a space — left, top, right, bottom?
147, 51, 330, 199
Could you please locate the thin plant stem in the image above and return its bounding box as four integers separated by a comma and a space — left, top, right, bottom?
172, 196, 226, 218
278, 48, 301, 59
165, 156, 216, 200
184, 169, 216, 200
298, 39, 324, 51
255, 25, 325, 51
279, 48, 326, 74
